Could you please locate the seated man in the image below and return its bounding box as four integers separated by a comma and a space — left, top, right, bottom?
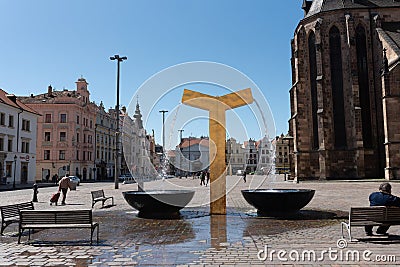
365, 182, 400, 236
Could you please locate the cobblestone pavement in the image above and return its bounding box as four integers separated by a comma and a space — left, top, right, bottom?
1, 175, 400, 266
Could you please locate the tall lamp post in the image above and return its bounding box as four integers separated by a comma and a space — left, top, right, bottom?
13, 155, 17, 189
110, 54, 127, 189
159, 110, 168, 172
178, 129, 184, 176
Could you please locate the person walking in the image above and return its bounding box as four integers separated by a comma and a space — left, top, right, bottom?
206, 171, 210, 186
58, 175, 72, 205
200, 171, 206, 186
243, 171, 247, 183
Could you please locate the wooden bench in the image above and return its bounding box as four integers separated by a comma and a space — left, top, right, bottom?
91, 190, 114, 208
341, 206, 400, 241
18, 210, 99, 245
0, 201, 34, 235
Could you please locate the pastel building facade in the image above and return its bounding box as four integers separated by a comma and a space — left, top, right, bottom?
95, 102, 116, 180
0, 89, 39, 185
19, 78, 97, 181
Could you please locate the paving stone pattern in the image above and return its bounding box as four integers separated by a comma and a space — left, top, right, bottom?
1, 175, 400, 266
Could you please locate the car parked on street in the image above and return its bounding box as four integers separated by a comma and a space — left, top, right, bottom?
68, 176, 80, 186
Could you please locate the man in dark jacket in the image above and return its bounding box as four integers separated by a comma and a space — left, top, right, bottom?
365, 182, 400, 236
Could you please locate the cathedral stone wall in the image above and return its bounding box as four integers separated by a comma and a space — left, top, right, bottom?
290, 2, 400, 180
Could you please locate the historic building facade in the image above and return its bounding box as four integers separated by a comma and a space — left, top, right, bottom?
226, 137, 245, 175
95, 101, 116, 180
0, 89, 39, 185
257, 135, 275, 175
121, 103, 155, 177
174, 136, 210, 175
290, 0, 400, 179
20, 78, 97, 181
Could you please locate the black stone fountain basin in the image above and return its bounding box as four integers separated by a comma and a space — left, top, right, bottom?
241, 189, 315, 215
123, 190, 195, 218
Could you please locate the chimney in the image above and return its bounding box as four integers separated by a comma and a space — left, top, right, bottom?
6, 94, 17, 103
48, 85, 53, 96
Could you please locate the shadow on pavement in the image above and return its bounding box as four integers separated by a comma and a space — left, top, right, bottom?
358, 234, 400, 244
247, 209, 347, 220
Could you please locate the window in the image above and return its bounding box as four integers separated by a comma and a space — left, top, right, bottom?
22, 119, 30, 131
356, 25, 372, 148
308, 31, 319, 150
0, 138, 3, 151
7, 139, 12, 152
60, 132, 66, 142
76, 133, 80, 142
83, 151, 86, 160
76, 150, 79, 160
8, 115, 14, 127
44, 150, 50, 160
90, 120, 93, 128
59, 150, 65, 160
22, 141, 29, 153
88, 135, 92, 144
60, 114, 67, 123
45, 114, 52, 123
76, 115, 80, 124
0, 113, 5, 126
84, 134, 86, 143
329, 26, 346, 148
44, 132, 51, 141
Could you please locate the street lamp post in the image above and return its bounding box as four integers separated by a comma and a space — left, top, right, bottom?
178, 129, 184, 176
159, 110, 168, 172
110, 54, 127, 189
188, 135, 191, 174
13, 155, 17, 189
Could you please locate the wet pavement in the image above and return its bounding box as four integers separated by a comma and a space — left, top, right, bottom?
1, 175, 400, 266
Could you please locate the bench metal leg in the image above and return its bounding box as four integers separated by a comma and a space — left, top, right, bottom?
341, 222, 352, 241
90, 225, 99, 245
18, 231, 21, 244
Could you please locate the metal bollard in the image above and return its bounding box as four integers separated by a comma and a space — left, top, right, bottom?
32, 183, 39, 202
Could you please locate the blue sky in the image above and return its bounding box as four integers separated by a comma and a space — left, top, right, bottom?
0, 1, 303, 147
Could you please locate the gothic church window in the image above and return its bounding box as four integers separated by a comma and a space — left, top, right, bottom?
356, 25, 372, 148
329, 26, 347, 148
308, 31, 319, 149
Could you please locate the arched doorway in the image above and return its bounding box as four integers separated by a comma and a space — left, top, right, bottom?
83, 168, 87, 180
